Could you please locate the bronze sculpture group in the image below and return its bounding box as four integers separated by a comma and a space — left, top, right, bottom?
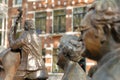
58, 0, 120, 80
0, 0, 120, 80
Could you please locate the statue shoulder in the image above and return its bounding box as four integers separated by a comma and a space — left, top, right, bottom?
92, 55, 120, 80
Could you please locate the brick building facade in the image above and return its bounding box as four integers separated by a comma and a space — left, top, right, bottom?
0, 0, 96, 75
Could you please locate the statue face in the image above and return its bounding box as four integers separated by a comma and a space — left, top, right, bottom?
80, 10, 106, 61
24, 20, 35, 30
81, 28, 102, 61
80, 0, 120, 61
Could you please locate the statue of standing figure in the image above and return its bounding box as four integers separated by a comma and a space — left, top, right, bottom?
0, 8, 48, 80
9, 20, 48, 80
58, 0, 120, 80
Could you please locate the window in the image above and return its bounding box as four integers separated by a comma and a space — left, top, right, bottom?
27, 0, 42, 1
35, 12, 47, 34
73, 7, 86, 31
15, 0, 22, 5
0, 18, 6, 47
52, 48, 63, 73
13, 0, 22, 6
53, 9, 66, 33
5, 0, 8, 4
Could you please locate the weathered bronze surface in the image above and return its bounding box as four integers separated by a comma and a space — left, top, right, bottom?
58, 0, 120, 80
57, 35, 86, 80
80, 0, 120, 80
0, 8, 48, 80
9, 20, 48, 80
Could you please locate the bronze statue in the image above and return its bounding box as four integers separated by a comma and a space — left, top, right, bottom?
0, 8, 48, 80
58, 0, 120, 80
57, 35, 86, 80
75, 0, 120, 80
9, 20, 48, 80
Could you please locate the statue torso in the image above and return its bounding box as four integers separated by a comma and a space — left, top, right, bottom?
92, 48, 120, 80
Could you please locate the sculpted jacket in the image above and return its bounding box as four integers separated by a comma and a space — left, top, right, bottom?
8, 29, 45, 71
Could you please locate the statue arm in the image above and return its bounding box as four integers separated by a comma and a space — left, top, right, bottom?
8, 8, 23, 49
8, 29, 25, 49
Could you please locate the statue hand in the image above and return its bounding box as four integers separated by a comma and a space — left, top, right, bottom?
69, 40, 84, 53
67, 40, 85, 62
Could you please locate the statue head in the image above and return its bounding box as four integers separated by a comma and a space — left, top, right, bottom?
24, 20, 35, 31
80, 0, 120, 61
57, 35, 84, 69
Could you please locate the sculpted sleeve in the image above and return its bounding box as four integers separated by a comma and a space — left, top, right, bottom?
8, 29, 26, 49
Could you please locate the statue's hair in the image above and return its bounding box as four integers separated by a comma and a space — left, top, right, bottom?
88, 0, 120, 42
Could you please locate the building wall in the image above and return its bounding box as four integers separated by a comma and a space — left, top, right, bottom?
7, 0, 95, 74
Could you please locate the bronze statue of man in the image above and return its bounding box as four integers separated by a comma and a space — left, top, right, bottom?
58, 0, 120, 80
79, 0, 120, 80
8, 20, 48, 80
